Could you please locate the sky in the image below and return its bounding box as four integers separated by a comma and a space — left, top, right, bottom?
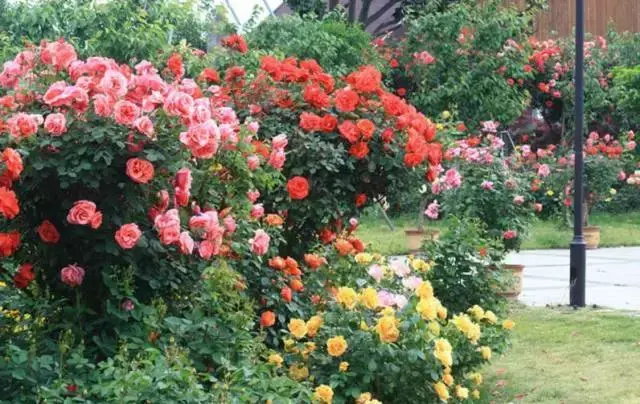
214, 0, 284, 26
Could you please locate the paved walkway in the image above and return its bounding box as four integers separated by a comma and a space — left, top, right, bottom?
507, 247, 640, 310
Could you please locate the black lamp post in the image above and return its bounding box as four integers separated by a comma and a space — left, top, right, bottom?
570, 0, 586, 307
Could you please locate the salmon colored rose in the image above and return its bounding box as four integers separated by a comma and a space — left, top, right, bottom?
2, 148, 23, 180
60, 264, 85, 287
67, 200, 99, 226
304, 253, 326, 270
37, 220, 60, 244
126, 158, 155, 184
260, 311, 276, 327
115, 223, 142, 249
287, 176, 310, 200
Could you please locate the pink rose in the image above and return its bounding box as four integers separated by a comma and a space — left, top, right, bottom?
247, 155, 260, 170
134, 116, 154, 138
191, 99, 212, 124
179, 231, 194, 255
115, 223, 142, 249
534, 203, 543, 212
537, 163, 551, 178
99, 69, 128, 99
7, 113, 41, 139
44, 113, 67, 136
60, 264, 85, 287
249, 229, 270, 255
45, 41, 77, 71
390, 260, 410, 277
198, 239, 215, 259
250, 204, 264, 219
189, 211, 219, 234
368, 264, 384, 283
504, 178, 517, 190
223, 216, 237, 233
174, 168, 192, 190
175, 188, 190, 207
247, 121, 260, 133
627, 141, 637, 151
443, 168, 462, 189
154, 209, 181, 245
402, 276, 422, 290
618, 171, 627, 181
425, 200, 440, 219
90, 211, 103, 229
272, 134, 288, 150
513, 195, 525, 205
481, 180, 494, 190
93, 94, 114, 117
114, 100, 140, 126
503, 230, 518, 240
164, 91, 194, 117
67, 200, 98, 226
179, 120, 221, 159
247, 190, 260, 203
268, 149, 286, 170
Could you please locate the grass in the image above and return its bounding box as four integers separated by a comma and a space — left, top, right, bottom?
479, 306, 640, 404
358, 211, 640, 255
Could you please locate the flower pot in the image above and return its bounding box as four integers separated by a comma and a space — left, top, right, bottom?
498, 264, 524, 300
584, 226, 600, 249
404, 229, 440, 253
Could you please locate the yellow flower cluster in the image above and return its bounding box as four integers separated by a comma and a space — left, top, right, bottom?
355, 253, 374, 264
452, 314, 481, 344
326, 336, 348, 357
478, 346, 492, 360
375, 313, 400, 343
339, 361, 349, 372
410, 257, 433, 272
503, 319, 516, 330
288, 363, 309, 381
433, 381, 449, 401
288, 319, 308, 339
433, 338, 453, 367
313, 384, 334, 403
307, 315, 323, 338
359, 287, 378, 309
336, 287, 358, 310
356, 392, 382, 404
268, 353, 283, 367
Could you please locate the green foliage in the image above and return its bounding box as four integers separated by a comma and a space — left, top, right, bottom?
397, 0, 536, 128
425, 217, 508, 315
0, 0, 215, 62
284, 0, 327, 17
247, 14, 386, 76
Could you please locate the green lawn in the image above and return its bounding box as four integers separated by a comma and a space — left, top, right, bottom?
358, 211, 640, 255
480, 307, 640, 404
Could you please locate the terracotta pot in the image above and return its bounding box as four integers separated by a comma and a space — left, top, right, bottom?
404, 229, 440, 252
584, 226, 600, 249
498, 264, 524, 299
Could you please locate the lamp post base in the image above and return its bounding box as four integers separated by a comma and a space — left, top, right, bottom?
570, 239, 586, 307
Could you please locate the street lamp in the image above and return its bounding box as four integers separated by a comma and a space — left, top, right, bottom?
570, 0, 586, 307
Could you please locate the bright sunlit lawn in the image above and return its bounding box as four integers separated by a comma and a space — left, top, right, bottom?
479, 306, 640, 404
359, 211, 640, 255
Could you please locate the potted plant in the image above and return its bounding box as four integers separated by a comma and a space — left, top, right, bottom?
405, 195, 440, 253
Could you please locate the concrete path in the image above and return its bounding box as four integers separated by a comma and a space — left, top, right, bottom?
507, 247, 640, 310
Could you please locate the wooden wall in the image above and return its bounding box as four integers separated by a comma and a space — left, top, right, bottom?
507, 0, 640, 38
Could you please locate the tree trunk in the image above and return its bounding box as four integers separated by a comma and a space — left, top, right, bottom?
348, 0, 357, 22
359, 0, 373, 26
329, 0, 339, 10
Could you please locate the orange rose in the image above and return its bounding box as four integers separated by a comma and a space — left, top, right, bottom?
290, 278, 304, 292
335, 239, 354, 256
265, 214, 284, 226
356, 119, 375, 141
2, 148, 23, 180
260, 311, 276, 328
304, 254, 325, 270
269, 256, 286, 270
0, 186, 19, 219
126, 158, 155, 184
287, 176, 310, 200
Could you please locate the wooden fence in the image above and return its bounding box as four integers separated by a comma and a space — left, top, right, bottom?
508, 0, 640, 37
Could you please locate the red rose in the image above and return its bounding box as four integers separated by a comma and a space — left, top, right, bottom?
338, 120, 359, 144
14, 263, 35, 289
349, 142, 369, 160
0, 231, 20, 257
287, 176, 310, 200
350, 238, 365, 253
355, 193, 367, 208
299, 112, 322, 132
303, 84, 329, 108
37, 220, 60, 244
260, 311, 276, 327
334, 88, 359, 112
321, 114, 338, 132
126, 158, 155, 184
356, 119, 375, 141
404, 152, 423, 168
0, 186, 19, 219
381, 128, 395, 143
319, 228, 336, 244
167, 53, 184, 78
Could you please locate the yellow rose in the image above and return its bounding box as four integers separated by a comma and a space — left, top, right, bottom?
452, 314, 481, 344
433, 338, 453, 367
468, 372, 483, 386
288, 319, 308, 339
428, 321, 441, 335
468, 305, 485, 321
375, 315, 400, 343
327, 336, 348, 357
289, 364, 309, 380
339, 361, 349, 372
610, 188, 617, 195
268, 353, 283, 367
436, 123, 444, 131
417, 297, 438, 321
483, 310, 497, 324
455, 385, 469, 399
359, 320, 370, 331
314, 384, 334, 403
307, 315, 324, 337
355, 253, 373, 264
546, 189, 554, 196
336, 287, 358, 310
380, 307, 395, 317
478, 346, 492, 360
437, 304, 448, 320
359, 287, 379, 309
304, 342, 317, 357
472, 389, 480, 399
0, 280, 7, 288
441, 110, 451, 119
433, 381, 450, 401
503, 319, 516, 330
443, 373, 454, 386
416, 280, 434, 299
356, 393, 373, 404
